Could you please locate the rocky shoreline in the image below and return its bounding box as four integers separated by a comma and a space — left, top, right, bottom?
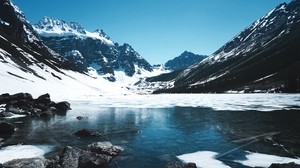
0, 93, 70, 118
0, 141, 123, 168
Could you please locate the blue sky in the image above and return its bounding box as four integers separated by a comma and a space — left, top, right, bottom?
13, 0, 291, 64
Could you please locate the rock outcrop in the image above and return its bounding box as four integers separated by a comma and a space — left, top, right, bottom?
0, 93, 71, 118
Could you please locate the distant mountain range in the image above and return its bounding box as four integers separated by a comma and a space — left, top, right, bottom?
164, 51, 207, 71
151, 0, 300, 93
33, 17, 153, 82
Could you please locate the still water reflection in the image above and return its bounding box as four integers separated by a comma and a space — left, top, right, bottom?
3, 106, 300, 167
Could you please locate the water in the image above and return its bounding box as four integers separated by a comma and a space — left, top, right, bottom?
1, 94, 300, 167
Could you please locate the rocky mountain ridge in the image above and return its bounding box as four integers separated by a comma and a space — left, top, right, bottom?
33, 17, 153, 81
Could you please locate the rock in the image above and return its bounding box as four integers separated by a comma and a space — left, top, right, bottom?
166, 162, 197, 168
54, 101, 71, 114
39, 107, 57, 118
74, 129, 101, 137
2, 158, 45, 168
78, 150, 112, 168
269, 162, 300, 168
0, 111, 14, 117
58, 146, 112, 168
36, 93, 51, 103
58, 146, 82, 168
0, 93, 71, 118
87, 142, 123, 157
0, 122, 15, 139
76, 116, 84, 120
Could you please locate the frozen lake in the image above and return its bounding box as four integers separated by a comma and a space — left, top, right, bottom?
1, 94, 300, 167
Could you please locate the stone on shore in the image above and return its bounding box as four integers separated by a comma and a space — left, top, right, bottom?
2, 158, 45, 168
269, 162, 300, 168
87, 142, 124, 157
0, 93, 71, 118
166, 162, 197, 168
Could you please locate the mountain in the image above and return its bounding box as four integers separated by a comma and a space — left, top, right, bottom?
0, 0, 140, 98
153, 0, 300, 93
33, 17, 153, 81
165, 51, 207, 71
0, 0, 80, 74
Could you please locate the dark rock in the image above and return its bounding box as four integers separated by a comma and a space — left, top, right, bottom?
2, 158, 45, 168
0, 122, 15, 139
6, 107, 23, 114
166, 162, 197, 168
58, 146, 81, 168
87, 142, 123, 157
0, 111, 14, 117
76, 116, 88, 120
269, 162, 300, 168
54, 101, 71, 114
58, 146, 112, 168
0, 93, 71, 118
39, 107, 57, 118
74, 129, 101, 137
37, 93, 50, 101
76, 116, 84, 120
78, 150, 112, 168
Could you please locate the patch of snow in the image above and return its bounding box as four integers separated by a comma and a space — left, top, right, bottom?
0, 145, 53, 163
3, 114, 27, 119
0, 19, 10, 26
254, 73, 276, 83
189, 71, 229, 86
235, 151, 300, 167
177, 151, 230, 168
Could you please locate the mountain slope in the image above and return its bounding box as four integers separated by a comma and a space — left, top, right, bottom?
0, 0, 81, 75
0, 0, 135, 98
33, 17, 153, 81
164, 51, 207, 71
154, 1, 300, 93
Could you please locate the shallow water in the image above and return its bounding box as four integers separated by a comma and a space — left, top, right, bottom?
1, 94, 300, 167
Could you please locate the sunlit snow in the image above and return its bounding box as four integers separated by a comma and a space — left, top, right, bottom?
0, 145, 53, 163
177, 151, 230, 168
236, 151, 300, 167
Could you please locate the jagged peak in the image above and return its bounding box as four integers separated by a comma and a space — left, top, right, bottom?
35, 16, 86, 34
94, 29, 110, 39
34, 17, 114, 45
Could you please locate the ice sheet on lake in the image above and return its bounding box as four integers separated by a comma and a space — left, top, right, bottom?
72, 93, 300, 111
177, 151, 230, 168
178, 150, 300, 168
0, 144, 53, 163
235, 151, 300, 167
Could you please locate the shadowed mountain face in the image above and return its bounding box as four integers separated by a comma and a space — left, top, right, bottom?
154, 1, 300, 93
33, 17, 153, 80
164, 51, 207, 71
0, 0, 82, 80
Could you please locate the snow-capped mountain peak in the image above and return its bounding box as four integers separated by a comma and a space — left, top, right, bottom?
33, 17, 114, 45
